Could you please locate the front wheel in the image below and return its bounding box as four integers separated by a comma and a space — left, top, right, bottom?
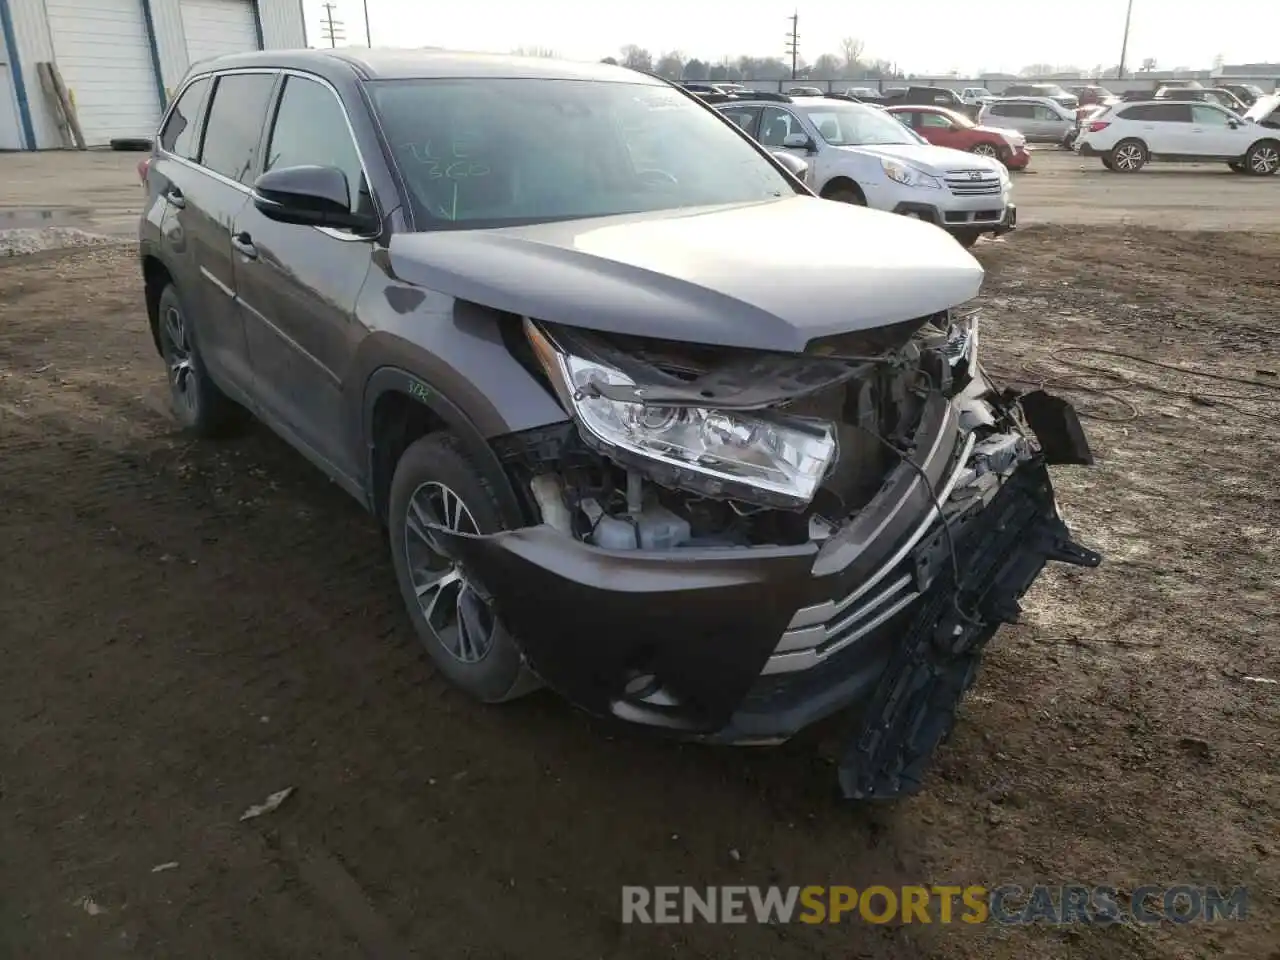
953, 231, 982, 249
1109, 139, 1147, 172
823, 184, 866, 205
388, 432, 540, 703
969, 142, 1000, 159
1244, 141, 1280, 176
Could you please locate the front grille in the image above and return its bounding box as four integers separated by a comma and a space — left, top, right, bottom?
944, 170, 1003, 196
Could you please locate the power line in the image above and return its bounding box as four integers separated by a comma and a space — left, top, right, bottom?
785, 11, 800, 81
320, 2, 345, 48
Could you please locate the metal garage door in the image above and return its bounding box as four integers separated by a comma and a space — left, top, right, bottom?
181, 0, 260, 67
45, 0, 162, 146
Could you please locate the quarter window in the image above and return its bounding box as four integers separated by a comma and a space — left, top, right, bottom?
264, 75, 372, 215
160, 77, 210, 159
199, 72, 277, 184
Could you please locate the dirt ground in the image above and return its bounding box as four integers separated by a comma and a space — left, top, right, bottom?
1, 155, 1279, 959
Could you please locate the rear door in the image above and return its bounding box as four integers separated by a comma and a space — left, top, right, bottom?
231, 72, 377, 479
1142, 102, 1192, 153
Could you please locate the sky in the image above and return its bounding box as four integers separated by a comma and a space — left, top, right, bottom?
300, 0, 1278, 76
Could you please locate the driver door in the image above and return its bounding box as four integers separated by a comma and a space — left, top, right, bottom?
918, 111, 962, 148
231, 74, 378, 481
1187, 104, 1250, 157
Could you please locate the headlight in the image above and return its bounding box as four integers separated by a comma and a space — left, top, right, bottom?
881, 159, 942, 189
528, 326, 838, 508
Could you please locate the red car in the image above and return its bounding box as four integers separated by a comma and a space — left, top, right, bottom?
885, 105, 1031, 170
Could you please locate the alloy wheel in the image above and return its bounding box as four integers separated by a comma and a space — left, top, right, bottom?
161, 305, 198, 416
1250, 146, 1279, 174
1115, 145, 1143, 171
402, 481, 498, 664
971, 143, 998, 157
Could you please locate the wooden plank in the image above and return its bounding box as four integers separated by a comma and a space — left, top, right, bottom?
36, 62, 74, 149
48, 62, 87, 150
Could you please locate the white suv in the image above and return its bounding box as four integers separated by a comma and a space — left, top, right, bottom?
717, 95, 1016, 248
1075, 99, 1280, 175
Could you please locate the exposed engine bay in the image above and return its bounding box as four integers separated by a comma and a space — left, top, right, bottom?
508, 309, 1017, 550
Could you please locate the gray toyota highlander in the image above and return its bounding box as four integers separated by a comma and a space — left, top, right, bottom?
138, 49, 1101, 800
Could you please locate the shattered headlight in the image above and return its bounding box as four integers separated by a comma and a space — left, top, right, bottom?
530, 330, 837, 508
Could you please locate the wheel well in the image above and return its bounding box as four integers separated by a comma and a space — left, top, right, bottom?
141, 255, 173, 355
820, 176, 864, 200
1114, 137, 1147, 152
369, 389, 446, 524
1248, 137, 1280, 152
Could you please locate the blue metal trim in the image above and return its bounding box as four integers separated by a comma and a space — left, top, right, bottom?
251, 0, 265, 50
0, 0, 36, 149
138, 0, 167, 109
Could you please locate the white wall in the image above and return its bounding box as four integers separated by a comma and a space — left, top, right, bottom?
9, 0, 306, 148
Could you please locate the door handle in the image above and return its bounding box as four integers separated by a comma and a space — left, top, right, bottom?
231, 232, 258, 259
164, 186, 185, 209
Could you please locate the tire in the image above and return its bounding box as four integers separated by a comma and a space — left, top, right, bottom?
1108, 139, 1147, 172
1243, 141, 1280, 176
1101, 157, 1117, 171
969, 142, 1000, 159
109, 137, 153, 151
823, 183, 866, 205
156, 283, 244, 436
1228, 161, 1246, 173
388, 432, 540, 703
953, 231, 981, 249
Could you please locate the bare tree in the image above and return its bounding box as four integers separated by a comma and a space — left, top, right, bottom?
683, 58, 709, 81
839, 36, 864, 74
810, 53, 842, 80
654, 50, 686, 80
620, 45, 653, 72
511, 46, 558, 58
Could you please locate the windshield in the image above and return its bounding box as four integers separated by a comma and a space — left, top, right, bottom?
798, 102, 921, 146
369, 78, 796, 228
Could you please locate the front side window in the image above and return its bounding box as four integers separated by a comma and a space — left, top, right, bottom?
370, 79, 797, 227
199, 72, 277, 185
799, 103, 920, 146
264, 75, 372, 215
1034, 106, 1062, 121
160, 76, 210, 159
1191, 105, 1232, 125
919, 112, 954, 129
757, 107, 801, 146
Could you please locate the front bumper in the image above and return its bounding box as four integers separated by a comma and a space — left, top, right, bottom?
893, 200, 1017, 236
433, 390, 1095, 748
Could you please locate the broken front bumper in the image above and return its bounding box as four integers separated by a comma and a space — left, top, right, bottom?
433, 391, 1099, 759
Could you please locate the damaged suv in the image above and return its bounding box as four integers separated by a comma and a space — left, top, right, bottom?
139, 49, 1101, 799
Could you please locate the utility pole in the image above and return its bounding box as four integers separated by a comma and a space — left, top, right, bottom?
785, 11, 800, 81
319, 2, 345, 48
1117, 0, 1134, 79
361, 0, 371, 46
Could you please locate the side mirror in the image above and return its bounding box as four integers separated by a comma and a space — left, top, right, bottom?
781, 132, 816, 151
771, 150, 809, 180
252, 165, 376, 232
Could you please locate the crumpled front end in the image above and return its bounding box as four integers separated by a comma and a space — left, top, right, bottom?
429, 310, 1101, 799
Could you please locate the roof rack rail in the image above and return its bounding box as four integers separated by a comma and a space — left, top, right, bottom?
740, 90, 794, 103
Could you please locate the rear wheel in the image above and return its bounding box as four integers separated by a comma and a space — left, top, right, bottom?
1101, 157, 1117, 171
388, 432, 540, 703
1109, 139, 1147, 172
156, 284, 243, 436
1228, 160, 1246, 173
1244, 141, 1280, 176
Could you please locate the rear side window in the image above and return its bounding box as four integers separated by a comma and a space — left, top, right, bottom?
199, 72, 277, 185
1148, 103, 1192, 122
159, 76, 209, 159
994, 103, 1035, 118
264, 75, 372, 215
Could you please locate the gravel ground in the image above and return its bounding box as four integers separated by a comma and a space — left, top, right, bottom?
0, 227, 129, 258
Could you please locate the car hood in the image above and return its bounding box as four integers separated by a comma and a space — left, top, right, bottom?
833, 142, 1006, 176
387, 197, 983, 353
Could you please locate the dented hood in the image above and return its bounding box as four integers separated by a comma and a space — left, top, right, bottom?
387, 196, 984, 353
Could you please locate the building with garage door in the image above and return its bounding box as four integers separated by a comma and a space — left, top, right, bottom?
0, 0, 306, 149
